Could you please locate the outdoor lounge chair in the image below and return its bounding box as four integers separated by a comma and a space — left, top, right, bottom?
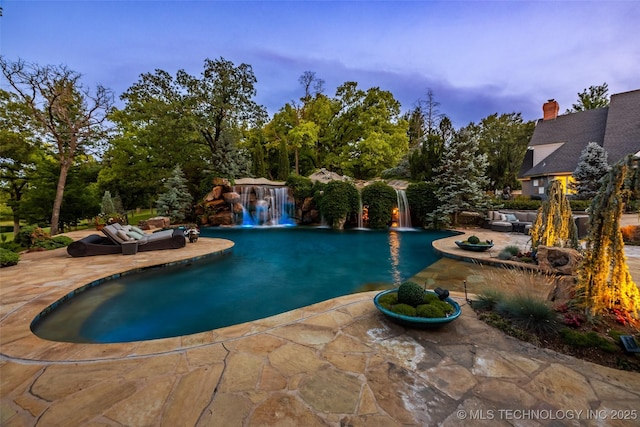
67, 223, 186, 257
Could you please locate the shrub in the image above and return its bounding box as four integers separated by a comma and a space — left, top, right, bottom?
497, 249, 513, 260
569, 199, 592, 212
496, 294, 559, 334
0, 248, 19, 267
31, 235, 74, 251
286, 175, 314, 202
416, 304, 445, 318
406, 182, 438, 227
361, 182, 397, 229
397, 281, 425, 306
504, 245, 520, 256
391, 303, 417, 317
467, 235, 480, 244
318, 180, 359, 229
16, 225, 38, 248
498, 196, 542, 210
473, 289, 505, 311
0, 240, 21, 252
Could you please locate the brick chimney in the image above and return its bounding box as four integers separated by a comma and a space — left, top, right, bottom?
542, 99, 559, 120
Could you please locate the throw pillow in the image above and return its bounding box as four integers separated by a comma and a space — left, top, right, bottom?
126, 230, 145, 240
116, 230, 133, 241
130, 225, 146, 235
505, 213, 518, 222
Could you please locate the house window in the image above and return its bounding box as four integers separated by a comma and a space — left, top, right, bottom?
538, 187, 545, 195
533, 179, 539, 186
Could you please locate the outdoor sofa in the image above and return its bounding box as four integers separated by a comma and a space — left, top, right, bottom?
486, 210, 537, 233
67, 223, 186, 257
486, 210, 589, 238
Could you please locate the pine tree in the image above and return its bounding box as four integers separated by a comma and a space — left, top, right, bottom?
530, 180, 579, 249
277, 139, 289, 180
101, 191, 116, 214
156, 166, 193, 223
252, 143, 266, 178
570, 142, 610, 199
577, 155, 640, 318
428, 128, 489, 228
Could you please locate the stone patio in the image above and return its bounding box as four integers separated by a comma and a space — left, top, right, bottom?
1, 219, 640, 426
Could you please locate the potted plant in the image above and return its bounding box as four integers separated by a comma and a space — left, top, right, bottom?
455, 235, 494, 252
374, 281, 461, 328
93, 214, 107, 231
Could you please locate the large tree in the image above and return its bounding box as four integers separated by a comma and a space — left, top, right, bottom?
0, 89, 39, 235
177, 57, 267, 177
1, 58, 113, 235
566, 83, 610, 113
328, 82, 408, 179
472, 113, 535, 191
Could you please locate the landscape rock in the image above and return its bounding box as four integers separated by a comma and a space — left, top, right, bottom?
536, 245, 583, 275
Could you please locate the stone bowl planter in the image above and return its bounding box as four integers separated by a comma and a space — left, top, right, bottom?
373, 289, 461, 328
455, 241, 494, 252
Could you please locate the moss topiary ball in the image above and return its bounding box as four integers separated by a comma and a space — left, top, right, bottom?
397, 281, 425, 306
467, 235, 480, 244
416, 304, 446, 318
391, 303, 417, 317
432, 300, 455, 315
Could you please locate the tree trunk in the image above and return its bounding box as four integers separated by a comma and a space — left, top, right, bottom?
50, 159, 71, 236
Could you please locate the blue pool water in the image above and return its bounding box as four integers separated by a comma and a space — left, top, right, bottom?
32, 227, 452, 343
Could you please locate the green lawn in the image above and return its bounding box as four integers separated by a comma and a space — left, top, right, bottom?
0, 209, 158, 242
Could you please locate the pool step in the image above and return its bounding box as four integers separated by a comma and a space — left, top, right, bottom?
620, 335, 640, 353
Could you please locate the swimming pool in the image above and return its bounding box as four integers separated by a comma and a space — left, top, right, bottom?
31, 227, 453, 343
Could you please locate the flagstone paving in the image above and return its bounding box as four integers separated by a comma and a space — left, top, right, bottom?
1, 222, 640, 426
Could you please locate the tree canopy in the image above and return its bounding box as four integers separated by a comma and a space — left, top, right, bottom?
1, 58, 113, 235
566, 83, 610, 113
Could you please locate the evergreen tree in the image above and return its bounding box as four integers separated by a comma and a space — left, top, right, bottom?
277, 139, 289, 180
530, 180, 579, 249
101, 191, 116, 214
156, 166, 193, 223
577, 155, 640, 318
428, 129, 489, 228
570, 142, 610, 199
252, 142, 266, 178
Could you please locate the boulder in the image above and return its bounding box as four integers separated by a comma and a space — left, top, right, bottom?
232, 202, 244, 214
223, 192, 240, 204
204, 199, 226, 209
536, 245, 583, 275
548, 275, 578, 303
138, 216, 170, 230
212, 177, 230, 186
212, 186, 224, 200
209, 212, 234, 226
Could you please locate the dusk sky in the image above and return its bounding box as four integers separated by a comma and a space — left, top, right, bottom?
1, 0, 639, 127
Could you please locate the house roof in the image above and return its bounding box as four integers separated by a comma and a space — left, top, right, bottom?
519, 89, 640, 179
602, 89, 640, 163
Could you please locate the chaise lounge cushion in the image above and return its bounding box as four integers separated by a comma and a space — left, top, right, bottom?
67, 227, 186, 257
